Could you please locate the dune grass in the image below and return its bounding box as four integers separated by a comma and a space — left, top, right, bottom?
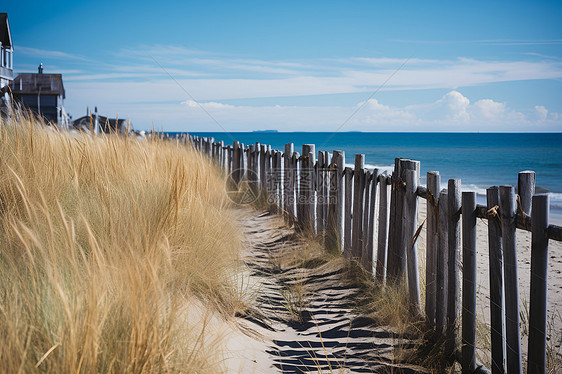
0, 114, 247, 373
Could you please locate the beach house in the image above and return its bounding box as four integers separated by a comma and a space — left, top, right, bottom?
73, 107, 130, 134
12, 64, 71, 128
0, 13, 14, 112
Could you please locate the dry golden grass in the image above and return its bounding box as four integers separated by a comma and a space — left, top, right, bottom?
0, 114, 246, 373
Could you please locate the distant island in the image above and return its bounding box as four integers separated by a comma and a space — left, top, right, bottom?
252, 130, 278, 133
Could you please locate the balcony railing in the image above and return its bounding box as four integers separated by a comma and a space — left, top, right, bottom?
0, 66, 13, 80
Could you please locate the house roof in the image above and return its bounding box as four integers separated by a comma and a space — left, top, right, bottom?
0, 13, 13, 48
12, 73, 65, 99
73, 115, 130, 133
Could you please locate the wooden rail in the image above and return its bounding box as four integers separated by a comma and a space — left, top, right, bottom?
187, 134, 560, 374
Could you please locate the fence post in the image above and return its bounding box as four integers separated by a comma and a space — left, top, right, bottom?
318, 151, 326, 233
426, 171, 440, 327
518, 170, 535, 217
326, 151, 345, 252
258, 144, 265, 198
487, 186, 506, 374
284, 143, 294, 222
233, 141, 241, 184
344, 167, 353, 257
436, 188, 448, 337
362, 170, 372, 270
376, 175, 390, 283
367, 169, 379, 273
500, 185, 522, 374
446, 179, 461, 357
301, 145, 315, 233
404, 168, 421, 316
387, 158, 402, 281
527, 194, 549, 374
275, 150, 282, 212
322, 151, 330, 235
352, 155, 365, 260
462, 192, 477, 374
293, 151, 300, 225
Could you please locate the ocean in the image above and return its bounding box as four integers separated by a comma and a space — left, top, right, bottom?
185, 132, 562, 224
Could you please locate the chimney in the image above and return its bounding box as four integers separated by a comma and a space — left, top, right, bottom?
38, 63, 43, 74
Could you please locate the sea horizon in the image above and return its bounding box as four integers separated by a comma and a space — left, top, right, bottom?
181, 131, 562, 224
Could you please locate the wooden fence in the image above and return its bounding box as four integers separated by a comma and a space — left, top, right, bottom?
187, 134, 562, 374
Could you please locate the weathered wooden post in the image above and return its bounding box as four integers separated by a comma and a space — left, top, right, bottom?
240, 143, 246, 182
301, 144, 316, 233
253, 143, 260, 188
462, 192, 477, 374
404, 168, 421, 316
518, 170, 535, 217
486, 186, 506, 374
260, 144, 267, 198
275, 150, 282, 212
233, 141, 241, 184
293, 151, 301, 225
326, 151, 345, 252
270, 149, 278, 213
527, 194, 549, 374
376, 175, 390, 283
284, 143, 294, 222
446, 179, 461, 356
387, 158, 401, 280
318, 151, 327, 233
426, 171, 440, 327
366, 169, 379, 273
219, 140, 224, 168
436, 188, 448, 337
344, 167, 353, 257
322, 151, 330, 234
247, 144, 255, 193
352, 155, 365, 260
500, 185, 522, 374
362, 170, 372, 270
265, 146, 272, 208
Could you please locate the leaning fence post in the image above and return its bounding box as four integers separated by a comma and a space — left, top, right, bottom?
446, 179, 461, 357
527, 194, 549, 374
376, 175, 390, 283
462, 192, 477, 374
352, 155, 365, 260
500, 185, 522, 374
426, 171, 440, 327
487, 186, 506, 374
404, 168, 421, 316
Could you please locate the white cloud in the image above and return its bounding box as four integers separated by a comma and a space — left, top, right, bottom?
534, 105, 548, 122
90, 91, 561, 132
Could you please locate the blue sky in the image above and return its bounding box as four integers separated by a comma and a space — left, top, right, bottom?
5, 0, 562, 131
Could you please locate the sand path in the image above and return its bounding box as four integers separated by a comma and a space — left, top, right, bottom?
230, 208, 428, 373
